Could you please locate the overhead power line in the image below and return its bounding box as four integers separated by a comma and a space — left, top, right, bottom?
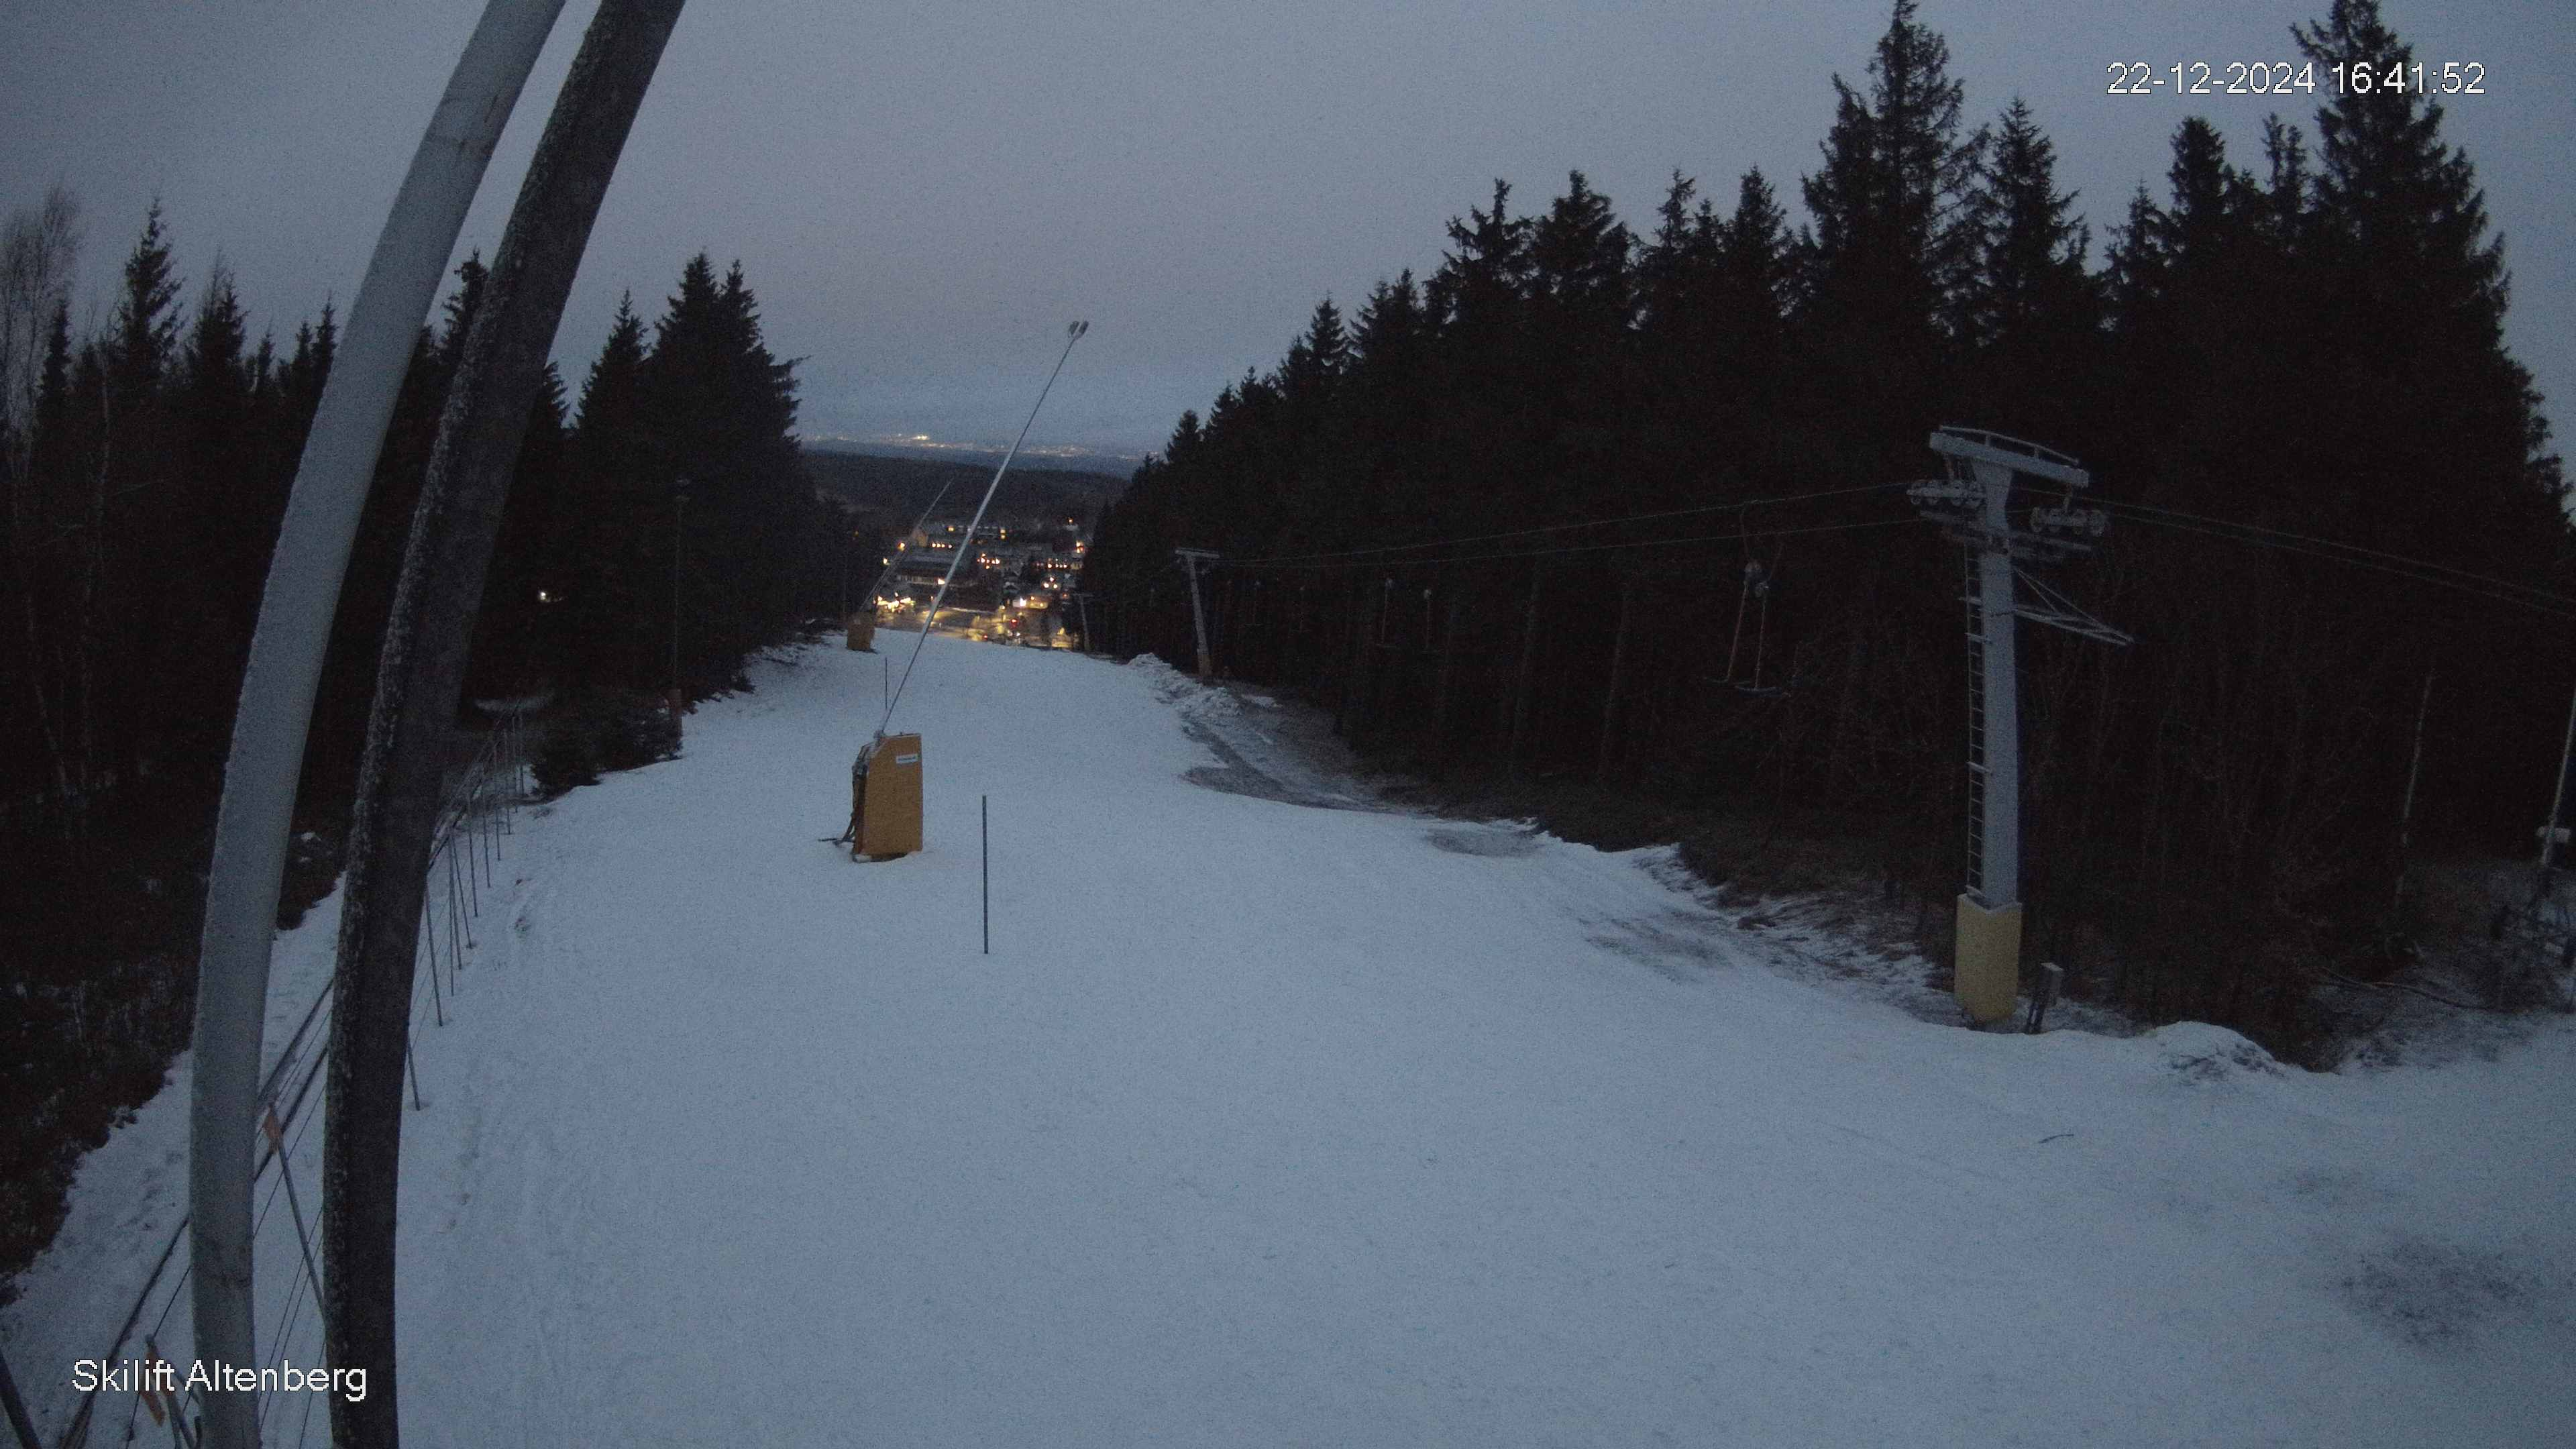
1103, 478, 2576, 623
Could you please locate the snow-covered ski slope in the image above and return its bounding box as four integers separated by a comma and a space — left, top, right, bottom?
15, 635, 2576, 1446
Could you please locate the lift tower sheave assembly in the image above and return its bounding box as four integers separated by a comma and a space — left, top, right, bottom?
1908, 427, 2125, 1025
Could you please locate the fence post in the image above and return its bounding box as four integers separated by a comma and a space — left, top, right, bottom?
0, 1345, 40, 1449
2025, 962, 2064, 1034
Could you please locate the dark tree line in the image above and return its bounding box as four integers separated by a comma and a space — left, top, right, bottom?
1081, 0, 2572, 1044
0, 204, 854, 1280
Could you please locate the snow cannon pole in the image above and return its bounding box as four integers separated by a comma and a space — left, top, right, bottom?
879, 319, 1089, 739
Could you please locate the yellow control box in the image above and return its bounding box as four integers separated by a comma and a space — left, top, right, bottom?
855, 733, 922, 859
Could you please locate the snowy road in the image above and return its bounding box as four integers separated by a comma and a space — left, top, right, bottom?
13, 635, 2576, 1445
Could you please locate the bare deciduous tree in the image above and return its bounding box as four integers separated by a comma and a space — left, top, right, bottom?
0, 184, 80, 492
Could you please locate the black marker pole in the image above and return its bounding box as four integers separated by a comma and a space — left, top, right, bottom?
981, 794, 990, 956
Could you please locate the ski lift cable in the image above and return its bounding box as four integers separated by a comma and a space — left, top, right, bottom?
1224, 479, 1917, 568
1227, 514, 1918, 574
878, 320, 1090, 739
2101, 508, 2576, 622
2097, 496, 2576, 607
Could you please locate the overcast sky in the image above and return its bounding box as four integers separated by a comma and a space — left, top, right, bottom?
4, 1, 2569, 468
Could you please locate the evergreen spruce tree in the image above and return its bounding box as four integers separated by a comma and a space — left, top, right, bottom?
286, 302, 337, 427
1798, 0, 1982, 472
1631, 171, 1725, 506
438, 252, 489, 371
164, 264, 266, 775
1427, 180, 1542, 525
1635, 172, 1716, 344
574, 292, 649, 464
556, 294, 655, 686
2287, 0, 2569, 826
630, 253, 808, 685
28, 303, 71, 508
1711, 168, 1793, 449
1429, 179, 1534, 333
1527, 172, 1638, 510
1348, 272, 1438, 539
468, 362, 570, 698
1529, 171, 1633, 330
1955, 99, 2100, 439
2289, 0, 2559, 545
181, 264, 251, 460
105, 201, 180, 403
89, 204, 186, 792
1280, 297, 1348, 402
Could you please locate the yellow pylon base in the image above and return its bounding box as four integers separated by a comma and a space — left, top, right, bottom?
1953, 894, 2023, 1026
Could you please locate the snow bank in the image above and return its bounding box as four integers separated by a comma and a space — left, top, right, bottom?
1124, 651, 1241, 720
2146, 1020, 2286, 1083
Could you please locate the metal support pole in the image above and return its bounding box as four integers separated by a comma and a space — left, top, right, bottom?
425, 881, 445, 1026
669, 482, 688, 724
2395, 670, 2432, 916
1507, 565, 1543, 780
1943, 458, 2029, 1026
1177, 549, 1218, 680
1916, 428, 2111, 1028
263, 1109, 330, 1341
2025, 962, 2063, 1034
1972, 457, 2022, 911
0, 1346, 40, 1449
2535, 674, 2576, 906
1598, 576, 1636, 786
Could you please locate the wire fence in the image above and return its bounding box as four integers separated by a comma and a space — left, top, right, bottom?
40, 706, 535, 1449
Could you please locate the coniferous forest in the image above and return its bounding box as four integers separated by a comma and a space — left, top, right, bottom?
0, 207, 859, 1277
1080, 1, 2572, 1042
